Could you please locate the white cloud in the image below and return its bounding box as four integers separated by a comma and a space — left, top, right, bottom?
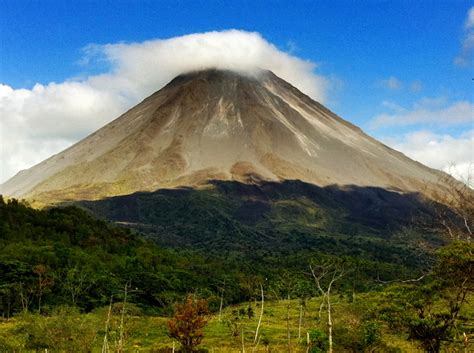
455, 6, 474, 66
0, 30, 329, 183
380, 76, 402, 90
372, 95, 474, 183
379, 77, 423, 93
465, 6, 474, 29
382, 130, 474, 183
370, 98, 473, 129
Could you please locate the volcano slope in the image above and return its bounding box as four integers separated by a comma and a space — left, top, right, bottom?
1, 69, 450, 204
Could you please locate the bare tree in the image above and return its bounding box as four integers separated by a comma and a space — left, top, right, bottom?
62, 265, 95, 306
33, 264, 53, 314
18, 281, 34, 313
297, 299, 305, 340
428, 174, 473, 242
286, 300, 292, 353
309, 262, 345, 353
101, 296, 113, 353
218, 279, 225, 323
254, 283, 264, 344
117, 281, 130, 353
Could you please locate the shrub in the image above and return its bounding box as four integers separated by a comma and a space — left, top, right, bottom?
16, 306, 98, 351
333, 321, 383, 352
305, 329, 328, 353
167, 296, 209, 352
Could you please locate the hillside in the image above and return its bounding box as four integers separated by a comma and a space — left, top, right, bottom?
0, 196, 242, 315
78, 180, 443, 267
0, 194, 433, 318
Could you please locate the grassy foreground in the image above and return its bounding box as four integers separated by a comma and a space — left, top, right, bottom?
1, 292, 472, 352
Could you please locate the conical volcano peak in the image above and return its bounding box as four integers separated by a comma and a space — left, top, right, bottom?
170, 67, 267, 81
163, 68, 293, 97
1, 70, 448, 203
161, 68, 279, 100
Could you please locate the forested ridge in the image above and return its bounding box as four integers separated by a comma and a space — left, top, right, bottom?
0, 190, 429, 317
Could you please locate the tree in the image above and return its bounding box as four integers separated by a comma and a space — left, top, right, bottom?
427, 174, 473, 242
254, 283, 264, 346
33, 264, 53, 314
381, 241, 473, 352
167, 296, 209, 352
412, 241, 472, 352
309, 262, 345, 353
61, 265, 96, 306
378, 173, 474, 352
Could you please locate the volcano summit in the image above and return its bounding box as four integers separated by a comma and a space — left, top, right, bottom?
1, 69, 448, 203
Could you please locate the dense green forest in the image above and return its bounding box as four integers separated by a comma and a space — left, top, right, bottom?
80, 181, 445, 269
0, 191, 429, 317
0, 196, 242, 316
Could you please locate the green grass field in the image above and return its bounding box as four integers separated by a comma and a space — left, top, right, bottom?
3, 291, 472, 352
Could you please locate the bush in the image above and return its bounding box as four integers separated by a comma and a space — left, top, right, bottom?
333, 320, 384, 352
305, 329, 328, 353
16, 306, 98, 351
361, 321, 381, 347
167, 296, 209, 352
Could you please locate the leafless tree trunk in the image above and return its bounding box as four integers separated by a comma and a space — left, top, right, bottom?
254, 283, 264, 344
327, 295, 333, 352
218, 279, 225, 322
33, 265, 48, 314
310, 263, 345, 353
286, 300, 292, 353
117, 282, 129, 353
298, 304, 303, 339
101, 296, 113, 353
252, 334, 261, 353
37, 275, 42, 314
18, 282, 32, 312
306, 331, 311, 353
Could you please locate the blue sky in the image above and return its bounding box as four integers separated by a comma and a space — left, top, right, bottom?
0, 1, 473, 182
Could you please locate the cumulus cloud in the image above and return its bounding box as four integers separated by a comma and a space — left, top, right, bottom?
370, 97, 473, 129
382, 130, 474, 183
0, 30, 328, 183
372, 96, 474, 182
0, 81, 128, 183
454, 6, 474, 66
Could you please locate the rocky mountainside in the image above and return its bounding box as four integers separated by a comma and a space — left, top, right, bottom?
1, 69, 448, 203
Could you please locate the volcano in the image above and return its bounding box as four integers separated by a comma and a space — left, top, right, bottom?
1, 69, 448, 203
